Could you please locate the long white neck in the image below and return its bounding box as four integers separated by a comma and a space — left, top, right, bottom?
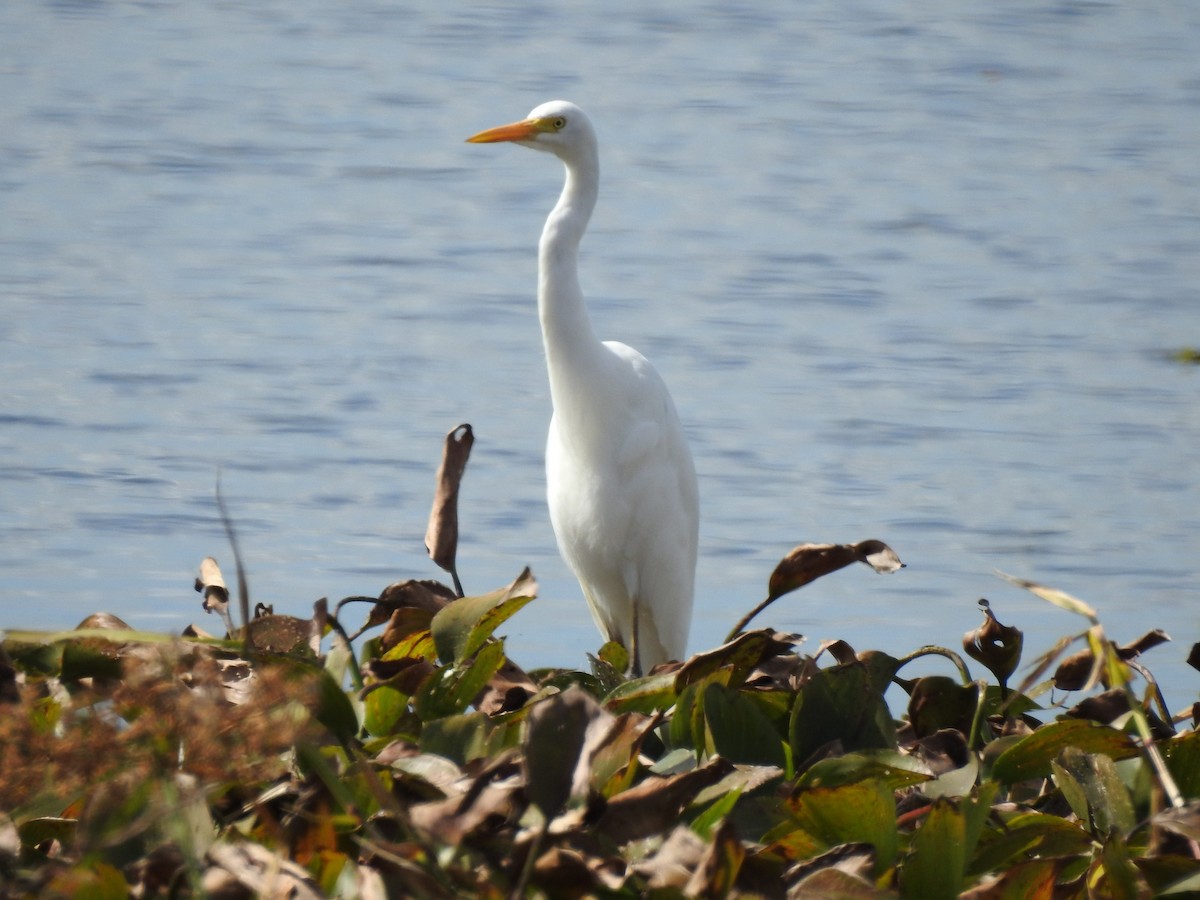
538, 147, 605, 415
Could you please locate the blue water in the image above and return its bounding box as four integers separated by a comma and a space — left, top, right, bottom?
2, 1, 1198, 702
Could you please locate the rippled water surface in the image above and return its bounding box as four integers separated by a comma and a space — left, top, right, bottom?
2, 2, 1198, 696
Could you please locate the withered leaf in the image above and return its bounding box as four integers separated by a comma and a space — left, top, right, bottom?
592, 756, 736, 843
378, 579, 459, 615
424, 423, 474, 585
963, 599, 1023, 688
205, 840, 324, 899
684, 817, 745, 897
677, 629, 799, 691
768, 540, 904, 602
524, 686, 604, 819
728, 540, 903, 640
635, 826, 708, 890
785, 842, 878, 894
1152, 803, 1200, 843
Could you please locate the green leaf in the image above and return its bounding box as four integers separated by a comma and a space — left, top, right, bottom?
430, 589, 534, 664
797, 752, 930, 792
59, 641, 123, 683
790, 779, 898, 877
312, 666, 361, 745
669, 671, 725, 754
992, 719, 1139, 783
903, 797, 966, 900
1053, 746, 1136, 837
412, 639, 506, 720
703, 682, 787, 768
1099, 827, 1148, 899
906, 676, 980, 738
970, 813, 1092, 876
362, 683, 409, 737
605, 670, 677, 715
419, 711, 496, 765
790, 661, 896, 767
1161, 731, 1200, 800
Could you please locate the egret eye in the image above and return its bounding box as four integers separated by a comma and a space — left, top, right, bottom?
552, 116, 567, 130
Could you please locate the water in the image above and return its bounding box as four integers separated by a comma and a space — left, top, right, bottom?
2, 1, 1198, 702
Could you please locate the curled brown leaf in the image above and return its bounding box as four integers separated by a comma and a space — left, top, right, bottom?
424, 424, 474, 595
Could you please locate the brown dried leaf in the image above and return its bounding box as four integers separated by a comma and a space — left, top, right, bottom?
381, 608, 437, 653
524, 687, 607, 819
424, 424, 474, 581
785, 843, 879, 897
592, 756, 736, 843
1053, 641, 1108, 692
635, 826, 708, 890
379, 579, 458, 615
1153, 802, 1200, 842
684, 817, 745, 897
473, 658, 537, 716
1118, 629, 1171, 659
204, 840, 324, 899
677, 629, 799, 690
963, 599, 1023, 688
409, 781, 519, 845
764, 539, 903, 603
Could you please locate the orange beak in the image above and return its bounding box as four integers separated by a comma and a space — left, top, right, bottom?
466, 119, 542, 144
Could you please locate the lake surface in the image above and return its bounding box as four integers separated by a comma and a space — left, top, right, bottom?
2, 1, 1198, 700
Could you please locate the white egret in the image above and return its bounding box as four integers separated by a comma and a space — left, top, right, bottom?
468, 101, 699, 673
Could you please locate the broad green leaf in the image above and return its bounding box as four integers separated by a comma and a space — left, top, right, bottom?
970, 814, 1092, 876
703, 682, 786, 768
1054, 747, 1136, 837
790, 661, 896, 767
1050, 758, 1090, 823
604, 670, 677, 715
430, 590, 534, 665
59, 641, 123, 683
412, 639, 506, 721
1161, 731, 1200, 800
905, 676, 979, 738
790, 779, 898, 877
312, 666, 361, 745
691, 788, 742, 840
419, 711, 496, 765
992, 719, 1138, 783
903, 797, 966, 900
1096, 828, 1148, 898
797, 752, 930, 792
669, 672, 724, 754
362, 683, 408, 737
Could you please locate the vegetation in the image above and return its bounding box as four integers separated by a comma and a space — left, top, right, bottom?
2, 430, 1197, 897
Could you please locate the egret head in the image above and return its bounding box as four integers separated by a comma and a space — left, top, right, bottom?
467, 100, 595, 161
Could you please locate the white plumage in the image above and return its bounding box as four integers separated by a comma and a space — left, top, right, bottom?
468, 101, 699, 672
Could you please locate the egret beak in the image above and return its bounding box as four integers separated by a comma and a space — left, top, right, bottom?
466, 119, 542, 144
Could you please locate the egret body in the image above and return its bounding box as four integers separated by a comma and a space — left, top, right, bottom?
468, 101, 699, 672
